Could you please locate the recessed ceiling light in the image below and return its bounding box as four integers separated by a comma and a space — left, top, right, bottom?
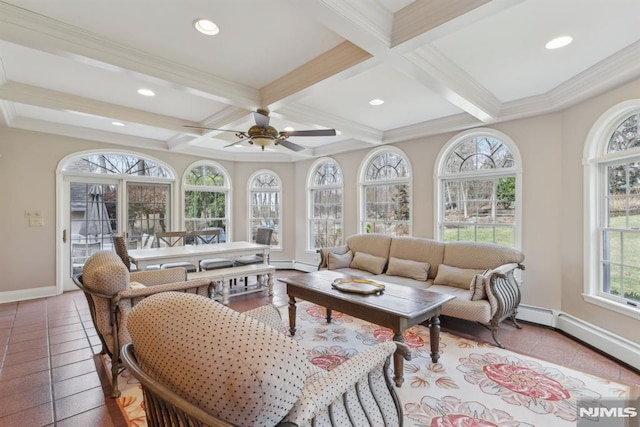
137, 88, 155, 97
369, 99, 384, 106
111, 121, 125, 127
545, 36, 573, 50
193, 18, 219, 35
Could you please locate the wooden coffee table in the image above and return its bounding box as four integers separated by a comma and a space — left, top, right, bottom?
281, 270, 454, 387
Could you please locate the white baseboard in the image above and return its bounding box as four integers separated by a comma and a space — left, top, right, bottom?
518, 304, 640, 371
0, 286, 59, 304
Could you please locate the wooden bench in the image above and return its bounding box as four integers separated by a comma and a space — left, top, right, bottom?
188, 264, 275, 305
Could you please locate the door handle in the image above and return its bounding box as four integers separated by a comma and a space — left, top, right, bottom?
63, 229, 67, 243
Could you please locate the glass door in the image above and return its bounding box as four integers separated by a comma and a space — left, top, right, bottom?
61, 177, 118, 291
126, 183, 171, 249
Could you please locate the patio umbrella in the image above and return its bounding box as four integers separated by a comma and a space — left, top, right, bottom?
79, 184, 113, 237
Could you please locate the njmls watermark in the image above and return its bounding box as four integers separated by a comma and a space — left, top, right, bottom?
578, 398, 639, 427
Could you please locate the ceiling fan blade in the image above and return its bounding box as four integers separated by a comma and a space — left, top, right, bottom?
276, 139, 305, 152
253, 110, 270, 128
184, 125, 243, 133
281, 129, 336, 137
224, 138, 249, 148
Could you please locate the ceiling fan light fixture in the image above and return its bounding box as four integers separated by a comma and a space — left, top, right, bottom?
193, 19, 219, 35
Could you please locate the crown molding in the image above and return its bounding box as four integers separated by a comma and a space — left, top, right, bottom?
0, 2, 258, 108
384, 112, 483, 143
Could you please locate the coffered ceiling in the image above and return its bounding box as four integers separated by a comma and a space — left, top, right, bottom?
1, 0, 639, 161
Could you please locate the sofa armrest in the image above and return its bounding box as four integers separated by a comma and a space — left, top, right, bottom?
283, 341, 405, 425
486, 262, 524, 320
243, 304, 283, 331
317, 245, 349, 270
116, 278, 213, 300
130, 267, 188, 286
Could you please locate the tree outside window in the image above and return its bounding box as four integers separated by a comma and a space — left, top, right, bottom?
309, 159, 343, 249
438, 134, 518, 247
183, 163, 229, 239
249, 171, 281, 247
360, 149, 411, 236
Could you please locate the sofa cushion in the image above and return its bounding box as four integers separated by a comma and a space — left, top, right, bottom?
388, 237, 445, 280
442, 241, 524, 270
328, 251, 353, 270
433, 264, 484, 290
346, 234, 392, 260
385, 257, 429, 281
469, 269, 491, 301
350, 252, 387, 275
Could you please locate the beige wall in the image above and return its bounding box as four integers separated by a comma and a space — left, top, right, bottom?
2, 76, 640, 344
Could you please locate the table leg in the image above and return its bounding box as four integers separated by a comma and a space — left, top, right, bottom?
428, 316, 441, 363
267, 271, 274, 296
392, 330, 404, 387
222, 279, 230, 305
288, 296, 297, 336
326, 308, 332, 324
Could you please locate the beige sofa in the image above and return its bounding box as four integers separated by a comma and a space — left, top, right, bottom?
318, 234, 525, 348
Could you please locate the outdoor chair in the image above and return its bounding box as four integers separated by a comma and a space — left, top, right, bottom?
73, 250, 214, 398
121, 292, 406, 426
156, 231, 198, 272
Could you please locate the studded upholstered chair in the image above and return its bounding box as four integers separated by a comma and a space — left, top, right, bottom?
121, 292, 405, 427
73, 250, 215, 398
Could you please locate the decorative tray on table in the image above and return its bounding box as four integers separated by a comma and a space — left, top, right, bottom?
331, 278, 385, 295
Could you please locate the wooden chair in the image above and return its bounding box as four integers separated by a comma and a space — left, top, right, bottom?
234, 227, 273, 286
112, 235, 136, 271
156, 231, 197, 272
195, 229, 235, 271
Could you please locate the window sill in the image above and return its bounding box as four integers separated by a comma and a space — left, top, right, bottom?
583, 294, 640, 320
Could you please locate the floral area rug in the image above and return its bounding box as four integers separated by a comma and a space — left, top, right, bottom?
106, 301, 637, 427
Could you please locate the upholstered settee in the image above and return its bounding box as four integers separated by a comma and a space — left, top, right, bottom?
318, 234, 525, 348
122, 292, 406, 427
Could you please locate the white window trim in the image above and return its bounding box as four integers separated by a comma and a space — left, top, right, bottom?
306, 157, 344, 252
182, 160, 232, 242
434, 128, 523, 249
247, 169, 282, 250
583, 99, 640, 320
358, 146, 413, 235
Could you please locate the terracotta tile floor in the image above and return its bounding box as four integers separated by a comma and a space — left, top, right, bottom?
1, 270, 639, 426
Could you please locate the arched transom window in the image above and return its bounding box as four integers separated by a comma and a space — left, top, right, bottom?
249, 171, 281, 248
183, 162, 230, 240
308, 158, 343, 250
436, 130, 520, 247
360, 148, 411, 236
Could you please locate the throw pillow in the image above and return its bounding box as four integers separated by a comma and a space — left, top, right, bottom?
327, 251, 353, 270
350, 251, 387, 275
433, 264, 485, 289
385, 257, 430, 281
469, 269, 492, 301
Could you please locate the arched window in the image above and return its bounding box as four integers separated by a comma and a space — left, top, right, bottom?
248, 170, 282, 248
359, 148, 411, 236
308, 158, 343, 250
183, 161, 231, 241
435, 129, 521, 248
585, 102, 640, 316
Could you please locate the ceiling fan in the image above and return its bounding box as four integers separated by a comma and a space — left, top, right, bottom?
185, 108, 337, 152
